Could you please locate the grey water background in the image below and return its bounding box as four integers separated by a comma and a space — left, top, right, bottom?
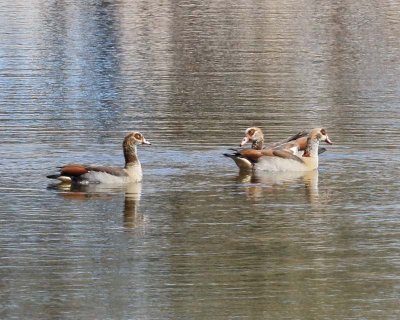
1, 1, 400, 319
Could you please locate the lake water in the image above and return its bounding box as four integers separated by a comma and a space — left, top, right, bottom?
1, 0, 400, 319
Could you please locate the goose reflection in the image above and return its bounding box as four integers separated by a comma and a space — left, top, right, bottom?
236, 169, 320, 204
122, 183, 144, 229
47, 182, 145, 230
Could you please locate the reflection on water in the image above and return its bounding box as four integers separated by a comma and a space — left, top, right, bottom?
48, 182, 145, 232
1, 0, 400, 319
237, 170, 322, 204
123, 184, 144, 230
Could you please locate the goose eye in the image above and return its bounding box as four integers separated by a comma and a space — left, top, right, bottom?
320, 128, 326, 135
134, 133, 142, 140
248, 129, 255, 136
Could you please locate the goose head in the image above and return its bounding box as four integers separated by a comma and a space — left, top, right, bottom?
309, 128, 332, 145
124, 131, 151, 147
123, 131, 151, 165
303, 128, 332, 158
240, 127, 264, 149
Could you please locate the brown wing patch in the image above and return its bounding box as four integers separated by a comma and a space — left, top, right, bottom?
238, 149, 264, 162
237, 148, 277, 162
260, 149, 275, 156
269, 135, 308, 151
272, 150, 305, 164
294, 136, 308, 150
60, 164, 89, 176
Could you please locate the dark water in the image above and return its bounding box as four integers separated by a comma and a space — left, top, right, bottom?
1, 1, 400, 319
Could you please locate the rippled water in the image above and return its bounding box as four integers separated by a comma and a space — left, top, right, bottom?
1, 0, 400, 319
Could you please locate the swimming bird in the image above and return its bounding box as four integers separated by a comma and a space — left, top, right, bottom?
47, 131, 150, 184
224, 128, 332, 172
240, 126, 326, 155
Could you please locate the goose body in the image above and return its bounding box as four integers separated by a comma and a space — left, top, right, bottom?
47, 132, 150, 184
240, 127, 308, 151
240, 126, 326, 155
225, 128, 332, 172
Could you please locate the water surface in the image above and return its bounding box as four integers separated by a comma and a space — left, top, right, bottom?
1, 0, 400, 319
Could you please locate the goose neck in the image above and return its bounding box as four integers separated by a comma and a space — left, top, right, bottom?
124, 144, 139, 167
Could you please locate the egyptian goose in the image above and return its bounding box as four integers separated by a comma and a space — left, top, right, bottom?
240, 127, 326, 155
224, 128, 332, 172
47, 131, 150, 184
